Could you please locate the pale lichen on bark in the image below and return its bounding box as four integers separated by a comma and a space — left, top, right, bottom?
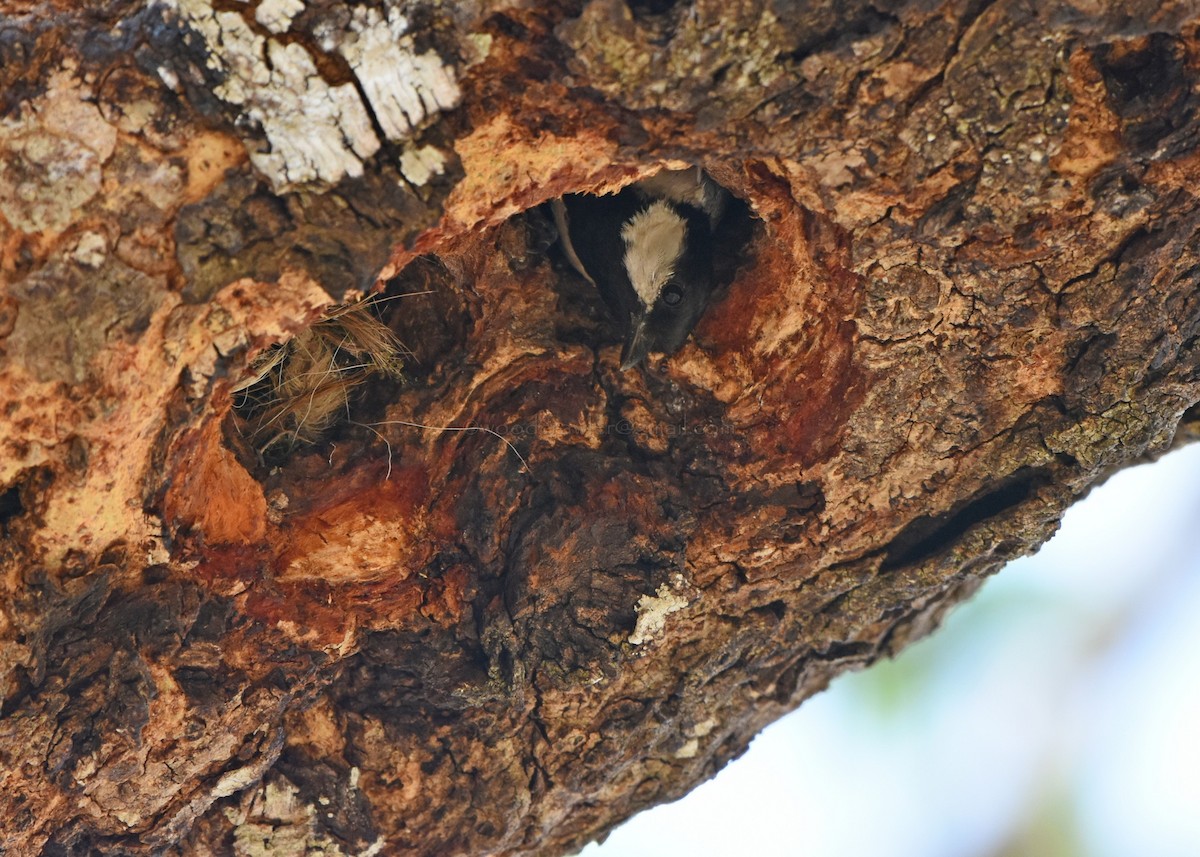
163, 0, 466, 190
628, 576, 692, 646
0, 71, 115, 233
316, 5, 461, 142
166, 0, 380, 187
255, 0, 306, 34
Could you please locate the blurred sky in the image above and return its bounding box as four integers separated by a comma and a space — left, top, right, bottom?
581, 442, 1200, 857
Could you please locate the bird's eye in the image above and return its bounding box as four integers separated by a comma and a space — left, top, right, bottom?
662, 284, 684, 307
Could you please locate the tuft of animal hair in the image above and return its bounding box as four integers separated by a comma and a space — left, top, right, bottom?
232, 297, 406, 453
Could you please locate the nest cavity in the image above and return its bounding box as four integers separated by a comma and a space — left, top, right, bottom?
232, 298, 405, 452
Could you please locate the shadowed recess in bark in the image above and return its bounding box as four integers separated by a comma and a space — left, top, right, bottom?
1094, 33, 1196, 151
881, 467, 1056, 572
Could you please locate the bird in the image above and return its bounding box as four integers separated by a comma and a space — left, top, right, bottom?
551, 167, 730, 370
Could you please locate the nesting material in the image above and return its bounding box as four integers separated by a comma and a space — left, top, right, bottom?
232, 298, 405, 452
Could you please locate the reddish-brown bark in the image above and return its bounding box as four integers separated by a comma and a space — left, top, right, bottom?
2, 1, 1199, 854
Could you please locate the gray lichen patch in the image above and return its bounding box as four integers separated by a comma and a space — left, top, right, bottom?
398, 143, 448, 186
315, 5, 461, 142
166, 0, 379, 189
165, 0, 461, 191
0, 130, 102, 233
628, 575, 692, 646
255, 0, 306, 34
229, 777, 383, 857
0, 74, 118, 234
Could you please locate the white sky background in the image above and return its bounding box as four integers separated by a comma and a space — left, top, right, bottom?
581, 443, 1200, 857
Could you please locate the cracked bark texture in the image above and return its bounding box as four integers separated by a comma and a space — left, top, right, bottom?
2, 0, 1200, 854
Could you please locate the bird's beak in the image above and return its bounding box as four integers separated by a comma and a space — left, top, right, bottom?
620, 317, 651, 371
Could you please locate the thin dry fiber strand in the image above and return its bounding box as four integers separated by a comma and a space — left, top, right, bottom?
232, 298, 406, 452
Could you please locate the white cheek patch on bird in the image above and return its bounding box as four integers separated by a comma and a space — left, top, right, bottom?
621, 200, 687, 309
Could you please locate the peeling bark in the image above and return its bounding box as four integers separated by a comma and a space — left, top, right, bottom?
2, 0, 1200, 854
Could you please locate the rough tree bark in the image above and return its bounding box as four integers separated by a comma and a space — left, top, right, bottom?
2, 0, 1198, 854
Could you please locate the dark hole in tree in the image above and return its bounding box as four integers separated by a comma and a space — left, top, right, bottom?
0, 485, 22, 528
541, 170, 759, 358
1095, 34, 1193, 150
627, 0, 679, 16
881, 467, 1053, 571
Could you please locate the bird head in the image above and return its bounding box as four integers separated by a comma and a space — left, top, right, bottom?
618, 200, 715, 369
